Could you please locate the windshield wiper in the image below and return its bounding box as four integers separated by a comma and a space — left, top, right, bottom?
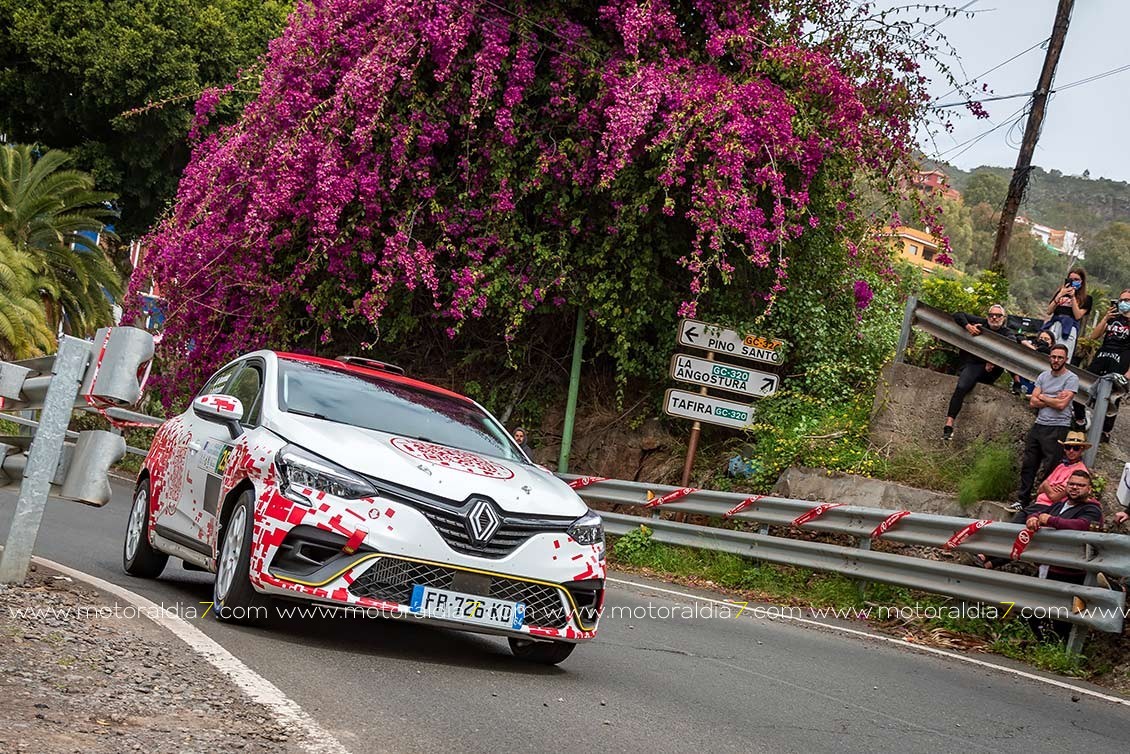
287, 408, 334, 422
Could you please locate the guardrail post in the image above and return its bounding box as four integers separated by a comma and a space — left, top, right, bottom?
1065, 572, 1096, 655
855, 537, 872, 596
0, 337, 92, 583
1083, 378, 1111, 468
894, 295, 917, 364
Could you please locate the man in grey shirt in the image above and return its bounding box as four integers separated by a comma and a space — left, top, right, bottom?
1014, 344, 1079, 507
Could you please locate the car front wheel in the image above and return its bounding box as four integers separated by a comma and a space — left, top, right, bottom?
508, 637, 576, 665
214, 491, 272, 625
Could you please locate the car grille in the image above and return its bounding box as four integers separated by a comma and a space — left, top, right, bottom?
361, 476, 575, 559
348, 558, 570, 628
414, 503, 570, 558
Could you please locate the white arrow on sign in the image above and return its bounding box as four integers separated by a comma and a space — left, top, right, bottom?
676, 318, 786, 365
663, 389, 756, 430
669, 354, 779, 398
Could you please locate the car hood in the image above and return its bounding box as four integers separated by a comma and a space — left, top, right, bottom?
266, 413, 587, 518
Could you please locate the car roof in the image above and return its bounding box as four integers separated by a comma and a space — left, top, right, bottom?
273, 352, 473, 404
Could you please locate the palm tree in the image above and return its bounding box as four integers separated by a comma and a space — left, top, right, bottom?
0, 233, 54, 359
0, 144, 123, 337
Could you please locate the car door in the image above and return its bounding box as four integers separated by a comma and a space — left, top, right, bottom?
154, 360, 243, 544
182, 359, 266, 546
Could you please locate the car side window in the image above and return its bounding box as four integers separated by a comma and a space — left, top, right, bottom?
226, 363, 264, 426
199, 362, 241, 398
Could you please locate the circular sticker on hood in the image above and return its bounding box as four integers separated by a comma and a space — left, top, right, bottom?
390, 437, 515, 479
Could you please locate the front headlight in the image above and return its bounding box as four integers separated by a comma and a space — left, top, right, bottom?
568, 510, 604, 547
275, 444, 376, 503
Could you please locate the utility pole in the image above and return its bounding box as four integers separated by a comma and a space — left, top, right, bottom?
990, 0, 1074, 270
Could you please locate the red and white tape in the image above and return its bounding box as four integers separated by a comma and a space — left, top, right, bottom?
567, 476, 608, 490
942, 519, 993, 550
871, 510, 912, 540
644, 487, 698, 509
1010, 528, 1033, 560
723, 495, 765, 519
792, 503, 844, 528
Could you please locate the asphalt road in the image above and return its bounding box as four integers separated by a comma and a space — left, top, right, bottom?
2, 471, 1129, 754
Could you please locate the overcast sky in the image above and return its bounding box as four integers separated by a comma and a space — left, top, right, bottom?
890, 0, 1130, 181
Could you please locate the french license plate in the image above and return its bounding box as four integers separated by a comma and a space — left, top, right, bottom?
409, 585, 525, 630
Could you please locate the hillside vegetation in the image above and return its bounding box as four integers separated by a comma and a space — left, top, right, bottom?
919, 162, 1130, 317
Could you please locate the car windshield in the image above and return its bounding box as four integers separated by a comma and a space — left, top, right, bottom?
277, 359, 526, 462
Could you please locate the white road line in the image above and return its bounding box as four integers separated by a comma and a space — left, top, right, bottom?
32, 556, 351, 754
608, 575, 1130, 708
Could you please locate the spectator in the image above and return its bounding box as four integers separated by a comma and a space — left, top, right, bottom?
1012, 345, 1078, 509
979, 431, 1091, 567
1011, 330, 1055, 396
1025, 469, 1104, 585
1007, 430, 1089, 513
943, 304, 1016, 441
1075, 288, 1130, 442
512, 427, 532, 457
1041, 268, 1092, 361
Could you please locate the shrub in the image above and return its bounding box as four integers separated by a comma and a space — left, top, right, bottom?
957, 442, 1017, 507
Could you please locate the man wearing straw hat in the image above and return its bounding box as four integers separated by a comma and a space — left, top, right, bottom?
1008, 430, 1090, 514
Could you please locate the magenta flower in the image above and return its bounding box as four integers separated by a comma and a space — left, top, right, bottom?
853, 280, 873, 310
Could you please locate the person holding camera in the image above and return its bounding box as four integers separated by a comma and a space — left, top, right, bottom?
1040, 268, 1092, 361
1079, 288, 1130, 442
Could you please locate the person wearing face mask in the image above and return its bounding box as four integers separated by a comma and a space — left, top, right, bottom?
1040, 268, 1092, 361
1080, 288, 1130, 442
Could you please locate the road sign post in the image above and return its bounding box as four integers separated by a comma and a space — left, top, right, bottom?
678, 353, 714, 488
669, 318, 784, 484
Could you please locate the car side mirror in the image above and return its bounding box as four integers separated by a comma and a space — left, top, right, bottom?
192, 394, 245, 439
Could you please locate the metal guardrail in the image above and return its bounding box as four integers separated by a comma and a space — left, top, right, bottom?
601, 514, 1125, 634
1, 409, 159, 457
569, 476, 1130, 576
563, 475, 1127, 634
904, 299, 1108, 401
895, 298, 1124, 464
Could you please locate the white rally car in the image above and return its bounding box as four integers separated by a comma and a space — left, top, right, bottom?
122, 351, 605, 664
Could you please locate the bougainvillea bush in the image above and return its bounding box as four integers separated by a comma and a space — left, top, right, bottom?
132, 0, 956, 405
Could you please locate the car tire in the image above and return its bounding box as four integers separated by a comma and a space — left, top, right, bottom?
508, 637, 576, 665
123, 480, 168, 578
213, 491, 272, 625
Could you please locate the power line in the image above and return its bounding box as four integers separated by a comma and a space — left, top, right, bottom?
933, 60, 1130, 108
934, 36, 1050, 102
1055, 62, 1130, 91
932, 90, 1034, 108
935, 98, 1031, 161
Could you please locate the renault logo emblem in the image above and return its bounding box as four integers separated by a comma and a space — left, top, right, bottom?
466, 498, 501, 544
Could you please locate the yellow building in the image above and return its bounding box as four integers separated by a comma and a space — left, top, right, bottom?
886, 226, 945, 271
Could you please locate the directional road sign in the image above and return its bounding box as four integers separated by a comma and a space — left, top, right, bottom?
670, 354, 779, 398
663, 389, 756, 430
677, 319, 785, 365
